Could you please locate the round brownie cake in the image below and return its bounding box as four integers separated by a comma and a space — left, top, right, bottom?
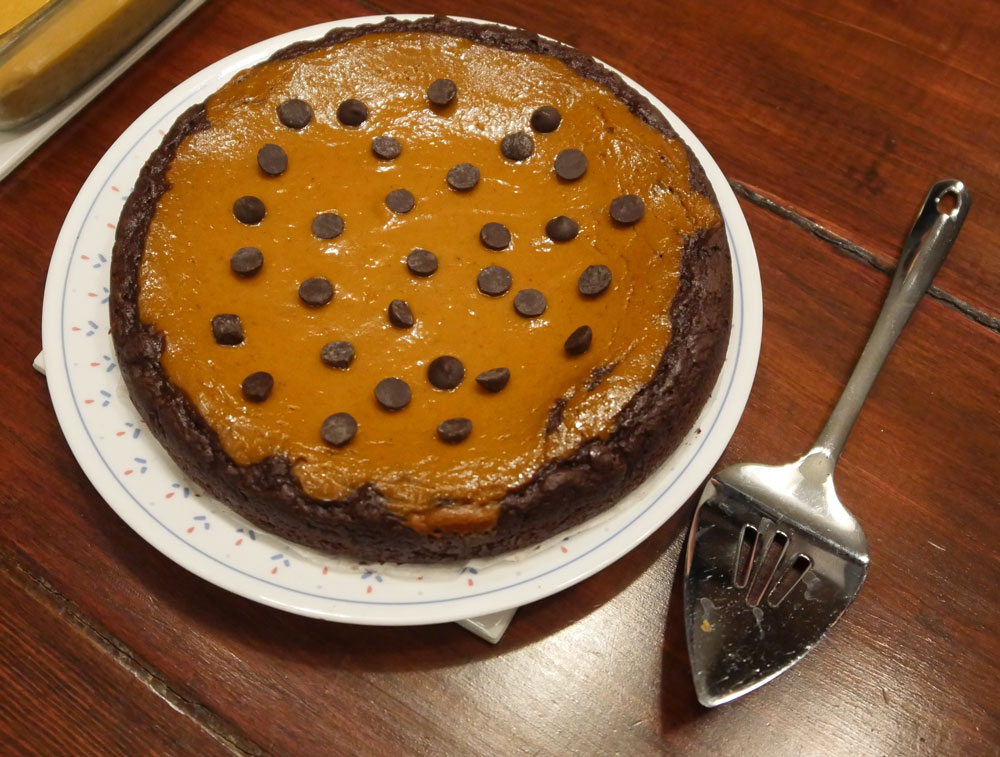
110, 16, 732, 563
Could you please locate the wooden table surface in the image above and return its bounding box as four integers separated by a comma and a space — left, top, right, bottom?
2, 1, 997, 754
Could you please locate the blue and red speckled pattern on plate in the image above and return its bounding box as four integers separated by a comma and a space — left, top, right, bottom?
41, 16, 761, 626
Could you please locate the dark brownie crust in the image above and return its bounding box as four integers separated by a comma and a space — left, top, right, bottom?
110, 16, 732, 563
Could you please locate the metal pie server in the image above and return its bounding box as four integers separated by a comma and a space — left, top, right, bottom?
683, 179, 970, 707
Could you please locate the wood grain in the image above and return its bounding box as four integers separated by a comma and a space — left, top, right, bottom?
373, 0, 1000, 322
0, 554, 231, 755
0, 0, 998, 754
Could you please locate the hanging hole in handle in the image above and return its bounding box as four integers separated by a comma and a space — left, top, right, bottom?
936, 191, 959, 216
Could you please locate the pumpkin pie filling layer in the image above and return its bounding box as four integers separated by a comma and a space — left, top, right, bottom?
115, 17, 731, 557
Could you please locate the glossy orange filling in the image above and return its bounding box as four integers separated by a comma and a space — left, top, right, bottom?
138, 32, 719, 530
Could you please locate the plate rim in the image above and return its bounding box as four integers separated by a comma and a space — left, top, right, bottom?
41, 14, 761, 625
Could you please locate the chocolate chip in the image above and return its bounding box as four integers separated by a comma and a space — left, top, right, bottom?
406, 248, 438, 276
427, 356, 464, 390
277, 98, 312, 129
610, 194, 645, 224
427, 78, 457, 106
480, 222, 511, 250
437, 417, 472, 444
375, 377, 411, 410
320, 341, 354, 369
447, 163, 480, 191
530, 105, 561, 133
388, 299, 414, 328
337, 98, 368, 126
514, 289, 547, 317
299, 277, 333, 307
311, 213, 344, 240
564, 325, 593, 355
500, 131, 534, 161
546, 216, 579, 242
230, 246, 263, 277
477, 265, 512, 296
386, 188, 415, 214
257, 144, 287, 176
211, 314, 244, 345
372, 135, 401, 160
554, 149, 587, 181
475, 367, 510, 393
321, 412, 357, 446
233, 196, 265, 225
578, 264, 612, 296
241, 371, 273, 402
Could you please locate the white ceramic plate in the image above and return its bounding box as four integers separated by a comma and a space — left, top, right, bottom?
42, 15, 761, 626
